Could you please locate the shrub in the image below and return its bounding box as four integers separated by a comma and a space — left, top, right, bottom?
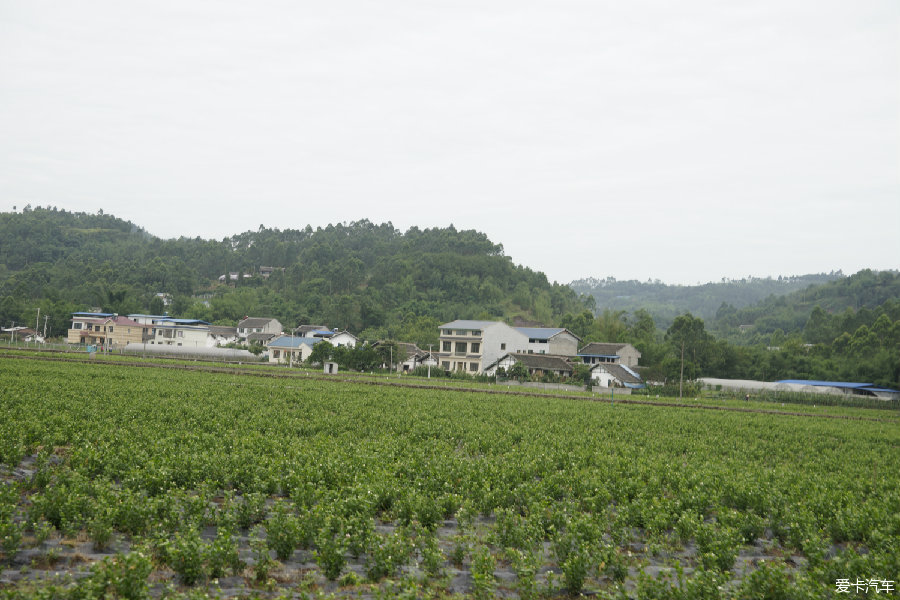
0, 518, 22, 562
251, 534, 276, 584
265, 501, 299, 560
364, 530, 411, 581
169, 528, 206, 585
470, 545, 496, 600
508, 547, 540, 600
91, 551, 153, 600
314, 530, 347, 581
207, 528, 243, 578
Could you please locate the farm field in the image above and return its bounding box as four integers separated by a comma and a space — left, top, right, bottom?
1, 356, 898, 599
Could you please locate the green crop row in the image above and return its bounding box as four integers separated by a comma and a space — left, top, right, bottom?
1, 357, 898, 598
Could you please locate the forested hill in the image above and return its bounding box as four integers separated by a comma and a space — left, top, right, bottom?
569, 273, 843, 325
0, 207, 589, 345
712, 269, 900, 343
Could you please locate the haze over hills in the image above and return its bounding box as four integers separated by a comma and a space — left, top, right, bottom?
569, 273, 845, 326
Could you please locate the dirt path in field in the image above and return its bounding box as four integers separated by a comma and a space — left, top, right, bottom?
2, 349, 896, 424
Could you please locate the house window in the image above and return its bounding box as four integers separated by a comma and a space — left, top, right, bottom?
273, 350, 280, 358
471, 342, 480, 353
472, 330, 481, 336
441, 361, 450, 369
455, 342, 467, 354
177, 331, 184, 338
500, 343, 506, 350
73, 323, 82, 330
469, 362, 478, 371
108, 327, 113, 333
442, 341, 451, 352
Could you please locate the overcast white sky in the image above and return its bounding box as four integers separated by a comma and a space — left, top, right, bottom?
1, 1, 897, 285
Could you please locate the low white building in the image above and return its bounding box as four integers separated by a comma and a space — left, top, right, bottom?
149, 318, 210, 348
330, 331, 358, 348
267, 335, 327, 364
207, 326, 238, 347
590, 363, 644, 388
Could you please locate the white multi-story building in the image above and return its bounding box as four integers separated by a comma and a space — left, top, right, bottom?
436, 320, 529, 374
148, 318, 211, 347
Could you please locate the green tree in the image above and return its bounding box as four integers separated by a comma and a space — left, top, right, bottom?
665, 313, 709, 398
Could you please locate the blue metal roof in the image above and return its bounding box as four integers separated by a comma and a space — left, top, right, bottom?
515, 327, 565, 340
777, 380, 872, 389
268, 336, 326, 348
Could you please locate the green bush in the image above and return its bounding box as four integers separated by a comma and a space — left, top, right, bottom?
90, 551, 153, 600
265, 501, 299, 560
314, 529, 347, 581
364, 530, 411, 581
169, 528, 206, 585
470, 545, 496, 600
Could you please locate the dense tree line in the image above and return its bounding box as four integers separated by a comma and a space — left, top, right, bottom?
2, 208, 896, 388
557, 276, 900, 389
0, 208, 588, 346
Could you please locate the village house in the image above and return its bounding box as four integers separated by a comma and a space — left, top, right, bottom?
67, 313, 151, 348
485, 352, 575, 378
374, 341, 437, 372
590, 363, 645, 388
207, 326, 238, 347
148, 317, 210, 347
578, 342, 642, 368
329, 330, 359, 348
436, 320, 529, 374
237, 317, 283, 341
266, 335, 327, 364
515, 327, 581, 356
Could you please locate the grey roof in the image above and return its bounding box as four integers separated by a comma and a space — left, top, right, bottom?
396, 342, 429, 360
579, 342, 628, 356
503, 353, 574, 373
440, 320, 503, 329
591, 363, 642, 385
239, 317, 279, 328
515, 327, 581, 341
247, 332, 278, 343
209, 326, 237, 336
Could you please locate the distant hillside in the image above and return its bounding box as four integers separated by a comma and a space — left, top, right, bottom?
569, 273, 843, 326
713, 269, 900, 343
0, 207, 589, 346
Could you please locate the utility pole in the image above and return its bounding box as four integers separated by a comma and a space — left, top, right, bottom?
35, 308, 40, 337
428, 344, 432, 379
679, 340, 685, 400
43, 315, 49, 340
